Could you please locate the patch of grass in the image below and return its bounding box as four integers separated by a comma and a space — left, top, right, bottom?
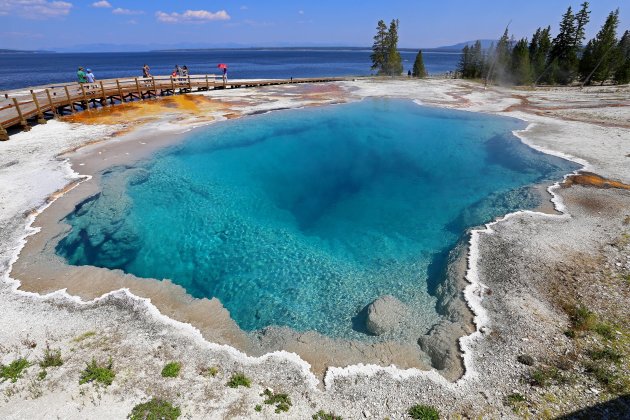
505, 393, 525, 404
0, 358, 31, 383
128, 398, 181, 420
161, 362, 181, 378
226, 372, 251, 388
37, 370, 47, 381
262, 388, 292, 413
530, 366, 568, 387
312, 410, 343, 420
584, 362, 629, 393
589, 347, 622, 362
408, 404, 440, 420
73, 331, 96, 342
200, 366, 219, 377
564, 329, 576, 339
79, 358, 115, 386
504, 393, 527, 414
39, 344, 63, 369
254, 404, 262, 412
594, 322, 616, 340
570, 305, 597, 331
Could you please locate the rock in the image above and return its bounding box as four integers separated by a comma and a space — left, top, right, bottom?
364, 295, 408, 336
517, 354, 535, 366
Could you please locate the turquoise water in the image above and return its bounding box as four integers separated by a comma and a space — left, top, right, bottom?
56, 99, 579, 339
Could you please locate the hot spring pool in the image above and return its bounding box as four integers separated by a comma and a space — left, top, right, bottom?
56, 99, 579, 339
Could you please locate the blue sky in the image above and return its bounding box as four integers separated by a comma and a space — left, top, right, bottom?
0, 0, 627, 50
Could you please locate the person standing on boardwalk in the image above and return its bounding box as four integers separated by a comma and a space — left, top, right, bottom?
77, 67, 87, 83
142, 64, 151, 78
86, 69, 96, 83
222, 67, 227, 83
182, 65, 189, 77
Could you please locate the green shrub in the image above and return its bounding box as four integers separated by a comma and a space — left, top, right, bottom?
227, 372, 251, 388
530, 366, 567, 387
128, 398, 181, 420
40, 345, 63, 369
262, 388, 292, 413
570, 305, 596, 331
589, 347, 622, 362
0, 358, 31, 383
594, 323, 615, 340
79, 358, 115, 386
200, 366, 218, 377
585, 362, 630, 393
38, 370, 47, 381
504, 392, 528, 414
312, 410, 343, 420
255, 405, 262, 412
408, 404, 440, 420
161, 362, 182, 378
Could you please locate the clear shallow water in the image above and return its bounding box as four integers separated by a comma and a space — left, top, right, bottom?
0, 49, 461, 90
56, 100, 579, 338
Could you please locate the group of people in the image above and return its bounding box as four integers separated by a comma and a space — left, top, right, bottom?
77, 64, 228, 84
76, 66, 96, 83
172, 65, 189, 78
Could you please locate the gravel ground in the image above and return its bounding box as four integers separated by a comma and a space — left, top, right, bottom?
0, 79, 628, 419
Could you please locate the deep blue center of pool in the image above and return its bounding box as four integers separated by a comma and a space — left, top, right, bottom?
56, 99, 578, 338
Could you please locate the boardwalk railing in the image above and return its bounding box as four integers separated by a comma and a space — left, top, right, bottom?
0, 74, 349, 140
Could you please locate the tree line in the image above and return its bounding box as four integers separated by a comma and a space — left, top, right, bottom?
458, 2, 629, 85
371, 19, 427, 78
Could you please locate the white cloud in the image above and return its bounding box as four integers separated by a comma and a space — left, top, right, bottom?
0, 0, 73, 18
240, 5, 248, 10
91, 0, 110, 8
112, 7, 143, 15
156, 9, 230, 24
298, 10, 304, 15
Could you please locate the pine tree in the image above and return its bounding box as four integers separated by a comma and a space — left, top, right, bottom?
412, 50, 427, 78
370, 20, 388, 74
548, 3, 590, 84
471, 40, 484, 78
511, 38, 533, 85
384, 19, 403, 76
613, 30, 630, 84
579, 9, 620, 85
529, 26, 552, 81
458, 45, 471, 78
488, 28, 512, 84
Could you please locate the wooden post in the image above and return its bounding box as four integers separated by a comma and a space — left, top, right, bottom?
99, 81, 108, 106
12, 98, 30, 131
79, 83, 88, 109
116, 79, 124, 103
134, 78, 143, 100
45, 89, 58, 117
64, 86, 76, 113
170, 76, 175, 94
205, 74, 209, 90
151, 76, 156, 96
30, 91, 46, 124
0, 125, 8, 141
187, 75, 192, 90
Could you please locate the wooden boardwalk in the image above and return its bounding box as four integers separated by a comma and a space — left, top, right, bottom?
0, 74, 349, 140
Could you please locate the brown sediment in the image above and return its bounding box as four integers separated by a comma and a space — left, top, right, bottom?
562, 172, 630, 190
62, 95, 236, 126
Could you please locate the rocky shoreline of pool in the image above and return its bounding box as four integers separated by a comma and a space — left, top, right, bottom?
0, 78, 628, 418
